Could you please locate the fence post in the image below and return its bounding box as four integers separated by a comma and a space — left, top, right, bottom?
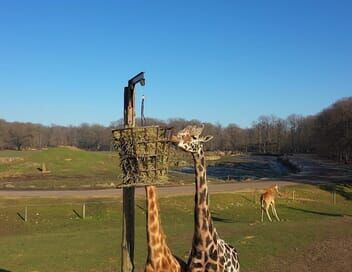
25, 206, 28, 222
253, 189, 257, 204
292, 190, 295, 201
82, 203, 86, 219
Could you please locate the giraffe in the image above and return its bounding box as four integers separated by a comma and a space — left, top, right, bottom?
260, 184, 282, 222
145, 185, 186, 272
171, 125, 240, 272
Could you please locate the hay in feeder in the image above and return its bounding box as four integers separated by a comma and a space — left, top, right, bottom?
112, 126, 172, 187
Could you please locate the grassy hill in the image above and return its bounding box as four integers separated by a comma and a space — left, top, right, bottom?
0, 147, 196, 190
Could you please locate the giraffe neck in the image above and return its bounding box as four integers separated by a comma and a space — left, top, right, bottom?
191, 148, 216, 247
266, 187, 275, 195
145, 185, 169, 263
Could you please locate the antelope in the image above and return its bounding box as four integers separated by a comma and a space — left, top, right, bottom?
260, 184, 282, 222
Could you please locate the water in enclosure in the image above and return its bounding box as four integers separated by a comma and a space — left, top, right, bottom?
177, 154, 292, 181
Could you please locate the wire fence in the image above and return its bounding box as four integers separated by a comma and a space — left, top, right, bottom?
0, 186, 342, 224
0, 199, 121, 209
0, 199, 125, 222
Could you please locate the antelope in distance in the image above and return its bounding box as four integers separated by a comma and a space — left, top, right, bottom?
260, 184, 282, 222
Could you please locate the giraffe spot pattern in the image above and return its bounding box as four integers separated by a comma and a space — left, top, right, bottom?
174, 126, 240, 272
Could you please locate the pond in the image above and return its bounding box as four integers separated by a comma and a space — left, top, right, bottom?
176, 155, 291, 181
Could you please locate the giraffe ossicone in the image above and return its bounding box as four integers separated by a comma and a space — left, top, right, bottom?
172, 124, 240, 272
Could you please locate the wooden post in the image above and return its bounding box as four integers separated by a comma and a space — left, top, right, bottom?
82, 203, 86, 219
253, 189, 257, 204
121, 72, 144, 272
292, 190, 295, 201
25, 206, 28, 222
121, 188, 135, 272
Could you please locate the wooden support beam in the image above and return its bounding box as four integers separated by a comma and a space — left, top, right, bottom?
25, 206, 28, 222
121, 72, 144, 272
82, 203, 86, 219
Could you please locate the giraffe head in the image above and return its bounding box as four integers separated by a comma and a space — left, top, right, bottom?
171, 124, 213, 153
274, 184, 279, 191
270, 184, 280, 194
275, 184, 283, 196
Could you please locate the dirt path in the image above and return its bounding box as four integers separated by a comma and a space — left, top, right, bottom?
0, 180, 299, 198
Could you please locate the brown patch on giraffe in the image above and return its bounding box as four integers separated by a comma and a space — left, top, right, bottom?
148, 188, 155, 198
151, 235, 158, 245
150, 224, 157, 233
202, 217, 208, 231
150, 200, 156, 210
205, 236, 212, 247
162, 258, 168, 268
205, 261, 218, 271
183, 134, 192, 142
150, 213, 155, 223
199, 189, 206, 204
197, 164, 203, 172
201, 156, 205, 166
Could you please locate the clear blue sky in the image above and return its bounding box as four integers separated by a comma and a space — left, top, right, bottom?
0, 0, 351, 128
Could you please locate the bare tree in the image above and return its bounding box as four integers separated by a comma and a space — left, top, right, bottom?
0, 96, 350, 163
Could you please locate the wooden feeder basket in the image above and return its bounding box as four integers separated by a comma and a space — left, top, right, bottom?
112, 126, 172, 187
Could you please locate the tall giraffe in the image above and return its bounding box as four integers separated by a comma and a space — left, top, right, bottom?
171, 125, 240, 272
145, 185, 186, 272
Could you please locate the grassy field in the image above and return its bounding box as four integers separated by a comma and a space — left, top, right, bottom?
0, 147, 197, 189
0, 184, 351, 272
0, 147, 294, 190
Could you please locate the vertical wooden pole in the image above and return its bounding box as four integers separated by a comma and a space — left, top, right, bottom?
121, 188, 135, 271
121, 86, 135, 272
292, 190, 295, 201
120, 72, 145, 272
83, 203, 86, 219
253, 189, 257, 204
25, 206, 28, 222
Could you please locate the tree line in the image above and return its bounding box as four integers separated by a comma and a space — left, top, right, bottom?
0, 97, 351, 163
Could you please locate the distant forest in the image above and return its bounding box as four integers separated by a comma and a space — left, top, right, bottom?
1, 97, 351, 163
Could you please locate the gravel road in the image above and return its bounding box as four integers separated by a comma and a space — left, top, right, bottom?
0, 180, 299, 198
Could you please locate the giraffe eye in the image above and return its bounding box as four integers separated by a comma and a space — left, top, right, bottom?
192, 136, 197, 140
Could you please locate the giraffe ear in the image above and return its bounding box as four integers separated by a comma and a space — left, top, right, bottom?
200, 135, 213, 143
190, 124, 204, 137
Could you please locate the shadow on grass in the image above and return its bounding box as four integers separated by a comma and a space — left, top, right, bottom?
136, 204, 146, 212
286, 206, 343, 217
211, 215, 234, 223
240, 195, 257, 204
319, 183, 352, 201
73, 209, 82, 219
17, 212, 25, 221
0, 268, 12, 272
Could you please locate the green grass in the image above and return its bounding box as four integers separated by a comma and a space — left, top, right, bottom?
0, 147, 201, 189
0, 184, 351, 272
0, 147, 119, 189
